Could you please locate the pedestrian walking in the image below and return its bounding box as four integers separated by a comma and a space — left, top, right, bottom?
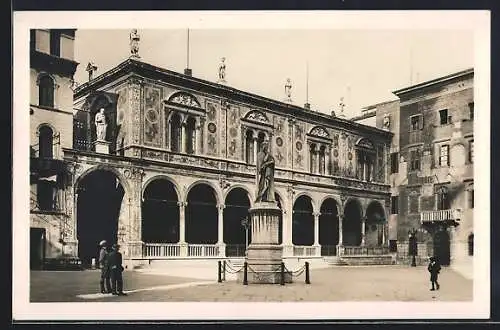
108, 243, 127, 296
98, 240, 111, 294
428, 256, 441, 291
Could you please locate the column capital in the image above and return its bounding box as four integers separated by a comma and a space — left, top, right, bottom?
177, 201, 187, 208
217, 204, 226, 211
313, 212, 321, 218
337, 213, 344, 220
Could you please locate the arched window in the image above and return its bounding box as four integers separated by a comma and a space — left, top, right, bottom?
38, 75, 54, 108
319, 145, 326, 175
185, 116, 196, 154
309, 143, 317, 173
170, 113, 181, 152
257, 131, 266, 153
38, 125, 53, 159
245, 130, 254, 164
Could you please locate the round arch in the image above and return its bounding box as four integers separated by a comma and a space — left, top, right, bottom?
342, 198, 363, 246
319, 197, 339, 255
185, 183, 219, 244
293, 192, 315, 211
185, 179, 222, 206
142, 175, 182, 202
224, 187, 251, 257
292, 194, 314, 246
142, 178, 180, 243
75, 165, 131, 198
365, 200, 387, 247
224, 184, 255, 207
76, 168, 126, 268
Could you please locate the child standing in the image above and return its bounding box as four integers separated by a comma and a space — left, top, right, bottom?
428, 256, 441, 291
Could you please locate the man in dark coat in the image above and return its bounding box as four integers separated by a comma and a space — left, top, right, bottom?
428, 256, 441, 291
98, 240, 111, 294
108, 243, 127, 296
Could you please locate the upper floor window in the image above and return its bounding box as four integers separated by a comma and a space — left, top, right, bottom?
50, 30, 61, 57
185, 117, 196, 155
38, 75, 55, 108
436, 186, 450, 210
391, 196, 399, 214
409, 148, 421, 171
439, 109, 451, 125
170, 112, 182, 152
38, 125, 54, 159
245, 130, 255, 164
469, 102, 474, 120
468, 188, 474, 209
390, 152, 399, 174
469, 140, 474, 163
409, 114, 423, 131
37, 180, 56, 211
439, 144, 449, 167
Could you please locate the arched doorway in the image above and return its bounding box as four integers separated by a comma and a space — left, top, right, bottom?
77, 170, 125, 268
343, 199, 362, 246
224, 187, 251, 257
319, 198, 339, 255
365, 201, 386, 247
186, 183, 218, 244
142, 179, 179, 243
292, 195, 314, 246
433, 226, 451, 266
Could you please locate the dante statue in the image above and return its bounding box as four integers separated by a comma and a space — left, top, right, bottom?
255, 140, 275, 203
95, 108, 107, 141
285, 78, 292, 100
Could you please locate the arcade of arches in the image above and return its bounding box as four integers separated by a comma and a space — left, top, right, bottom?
74, 170, 388, 262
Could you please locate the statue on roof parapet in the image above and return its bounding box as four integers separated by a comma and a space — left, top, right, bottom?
130, 29, 141, 59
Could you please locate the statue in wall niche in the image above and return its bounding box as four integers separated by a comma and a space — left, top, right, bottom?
255, 140, 276, 203
95, 108, 107, 141
218, 57, 226, 82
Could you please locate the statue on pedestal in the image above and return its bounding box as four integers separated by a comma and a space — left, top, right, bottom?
284, 78, 292, 102
255, 140, 275, 203
95, 108, 107, 141
130, 29, 140, 58
218, 57, 226, 82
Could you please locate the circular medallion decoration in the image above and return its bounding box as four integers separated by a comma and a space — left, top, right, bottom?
146, 108, 159, 123
276, 137, 283, 147
348, 152, 352, 160
296, 141, 302, 151
229, 127, 237, 137
333, 149, 339, 157
208, 122, 217, 133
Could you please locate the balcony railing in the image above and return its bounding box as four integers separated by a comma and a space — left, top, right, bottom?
293, 245, 319, 257
420, 209, 461, 223
338, 245, 390, 256
142, 243, 181, 258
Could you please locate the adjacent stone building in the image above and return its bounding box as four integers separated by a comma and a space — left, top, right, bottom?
353, 68, 474, 277
29, 29, 79, 268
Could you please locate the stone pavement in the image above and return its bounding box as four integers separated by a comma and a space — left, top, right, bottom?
30, 265, 472, 302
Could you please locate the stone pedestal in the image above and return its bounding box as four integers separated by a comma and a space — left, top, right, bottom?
239, 202, 292, 284
93, 140, 111, 154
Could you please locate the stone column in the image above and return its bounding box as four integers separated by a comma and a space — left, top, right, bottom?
181, 122, 187, 153
253, 137, 258, 165
361, 216, 367, 246
195, 120, 202, 155
337, 213, 344, 256
325, 146, 331, 176
178, 201, 188, 257
217, 204, 226, 257
316, 150, 321, 175
313, 211, 321, 256
282, 200, 294, 257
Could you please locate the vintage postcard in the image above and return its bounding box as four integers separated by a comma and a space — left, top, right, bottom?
12, 10, 490, 320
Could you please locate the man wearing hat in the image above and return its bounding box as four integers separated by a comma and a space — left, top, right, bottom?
98, 240, 112, 294
427, 256, 441, 291
108, 243, 126, 296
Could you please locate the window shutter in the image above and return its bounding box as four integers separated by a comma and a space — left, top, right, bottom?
446, 145, 450, 166
419, 115, 424, 130
408, 117, 412, 132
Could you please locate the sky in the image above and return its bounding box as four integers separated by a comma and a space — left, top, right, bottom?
73, 29, 473, 118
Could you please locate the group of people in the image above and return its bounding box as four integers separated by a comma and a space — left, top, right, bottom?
98, 240, 126, 296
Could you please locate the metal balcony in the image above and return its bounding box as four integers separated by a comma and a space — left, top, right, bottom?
420, 209, 461, 225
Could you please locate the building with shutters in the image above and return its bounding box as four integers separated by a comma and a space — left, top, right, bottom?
352, 68, 474, 277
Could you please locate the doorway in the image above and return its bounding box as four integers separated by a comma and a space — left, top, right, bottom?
30, 228, 46, 270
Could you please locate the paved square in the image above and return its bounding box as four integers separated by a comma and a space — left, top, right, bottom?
30, 265, 472, 302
